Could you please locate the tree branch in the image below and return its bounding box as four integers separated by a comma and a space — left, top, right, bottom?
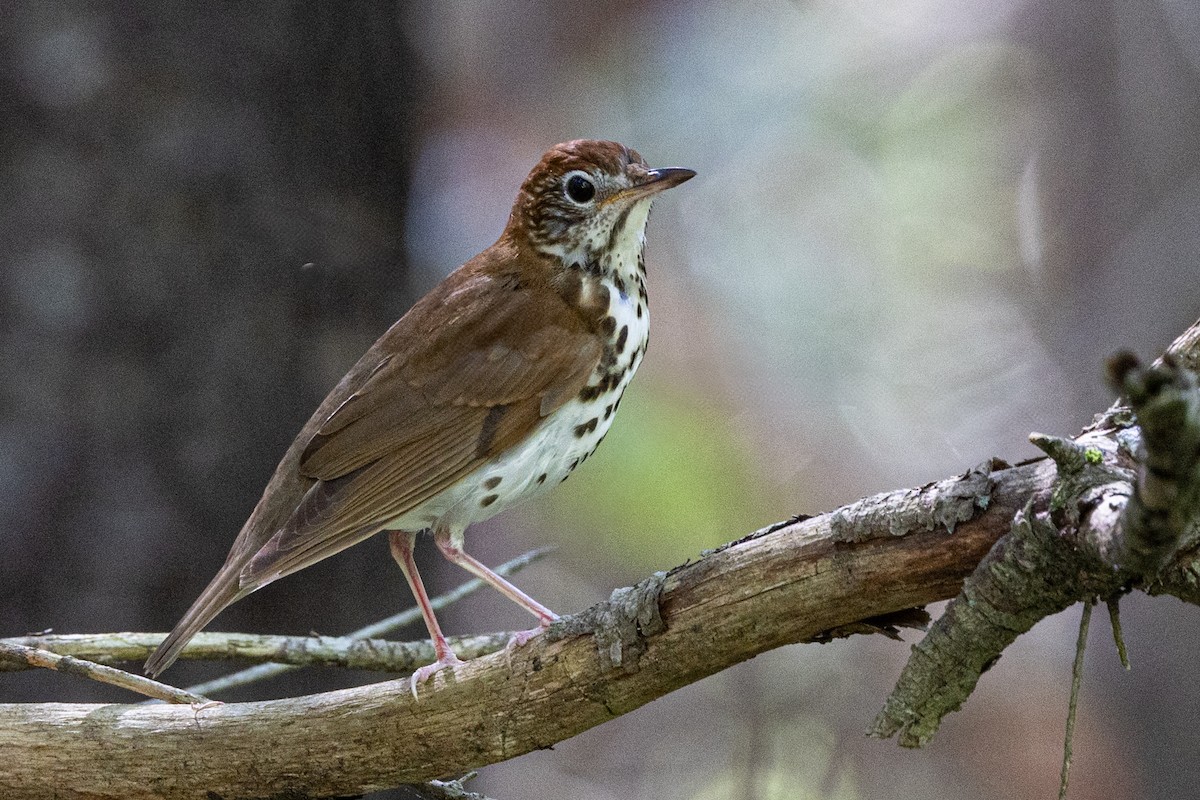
3, 319, 1199, 799
0, 457, 1034, 799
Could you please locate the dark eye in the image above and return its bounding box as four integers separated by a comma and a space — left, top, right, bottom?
565, 173, 596, 204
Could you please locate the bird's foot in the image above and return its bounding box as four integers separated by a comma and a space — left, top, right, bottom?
502, 619, 555, 668
409, 652, 465, 700
507, 625, 547, 649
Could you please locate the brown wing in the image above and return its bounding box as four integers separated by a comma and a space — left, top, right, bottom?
239, 261, 601, 586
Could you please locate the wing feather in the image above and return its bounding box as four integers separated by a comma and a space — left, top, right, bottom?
238, 262, 598, 588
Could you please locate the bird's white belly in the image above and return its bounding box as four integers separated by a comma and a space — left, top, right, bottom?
387, 276, 649, 533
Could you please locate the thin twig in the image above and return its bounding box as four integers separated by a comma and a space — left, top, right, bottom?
1059, 601, 1093, 800
186, 546, 551, 697
178, 632, 510, 697
1, 631, 509, 673
0, 642, 209, 705
1106, 596, 1130, 670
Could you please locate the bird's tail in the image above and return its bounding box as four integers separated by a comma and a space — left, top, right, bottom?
143, 567, 245, 678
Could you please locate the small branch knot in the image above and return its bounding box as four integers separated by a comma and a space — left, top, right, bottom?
1030, 433, 1092, 475
548, 571, 667, 671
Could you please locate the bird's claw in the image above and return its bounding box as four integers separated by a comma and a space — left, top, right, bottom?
502, 622, 553, 668
507, 627, 545, 649
409, 653, 465, 700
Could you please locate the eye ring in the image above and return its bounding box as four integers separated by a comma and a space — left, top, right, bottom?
563, 171, 596, 205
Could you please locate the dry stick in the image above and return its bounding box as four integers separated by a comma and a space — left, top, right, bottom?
185, 546, 551, 697
0, 631, 509, 673
0, 642, 209, 705
1106, 596, 1130, 670
1059, 600, 1093, 800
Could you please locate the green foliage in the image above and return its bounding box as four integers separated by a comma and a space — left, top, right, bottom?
877, 42, 1038, 278
691, 714, 861, 800
536, 384, 782, 571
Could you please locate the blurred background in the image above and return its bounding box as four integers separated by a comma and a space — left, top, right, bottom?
2, 0, 1199, 798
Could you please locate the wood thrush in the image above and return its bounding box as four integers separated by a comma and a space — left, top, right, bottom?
143, 140, 695, 688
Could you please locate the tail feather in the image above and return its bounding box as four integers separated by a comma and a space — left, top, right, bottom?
143, 569, 244, 678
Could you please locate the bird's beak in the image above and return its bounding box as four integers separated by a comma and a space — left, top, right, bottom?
643, 167, 697, 189
610, 167, 696, 204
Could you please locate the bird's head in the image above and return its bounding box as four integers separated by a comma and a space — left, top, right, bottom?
507, 139, 694, 267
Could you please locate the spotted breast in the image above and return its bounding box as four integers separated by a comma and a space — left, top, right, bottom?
421, 212, 654, 533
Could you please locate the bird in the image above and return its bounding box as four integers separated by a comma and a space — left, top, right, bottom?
143, 139, 695, 689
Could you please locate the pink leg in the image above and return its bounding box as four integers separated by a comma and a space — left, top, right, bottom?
388, 530, 463, 697
433, 526, 558, 649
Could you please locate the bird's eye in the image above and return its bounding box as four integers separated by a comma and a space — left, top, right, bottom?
564, 172, 596, 204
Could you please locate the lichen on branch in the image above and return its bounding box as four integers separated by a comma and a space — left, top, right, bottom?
1108, 351, 1200, 576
